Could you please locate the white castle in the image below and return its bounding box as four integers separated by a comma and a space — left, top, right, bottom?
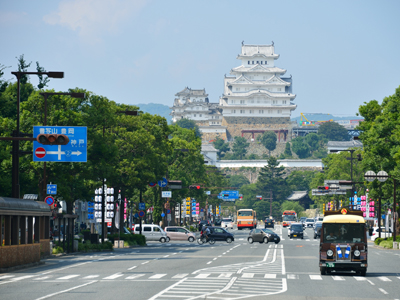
170, 42, 296, 141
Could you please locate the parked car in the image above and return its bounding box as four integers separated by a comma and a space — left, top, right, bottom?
213, 219, 222, 226
198, 219, 211, 230
165, 226, 196, 242
288, 223, 304, 239
264, 217, 275, 228
314, 222, 322, 239
133, 224, 169, 243
371, 227, 392, 241
207, 226, 234, 243
248, 228, 269, 244
221, 218, 234, 229
262, 228, 281, 244
305, 218, 315, 228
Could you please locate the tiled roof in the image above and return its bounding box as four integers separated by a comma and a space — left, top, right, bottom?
327, 140, 363, 148
287, 191, 308, 201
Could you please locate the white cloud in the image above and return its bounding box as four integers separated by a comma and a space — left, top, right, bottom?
43, 0, 148, 43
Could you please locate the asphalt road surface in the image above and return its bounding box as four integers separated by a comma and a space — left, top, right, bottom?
1, 225, 400, 300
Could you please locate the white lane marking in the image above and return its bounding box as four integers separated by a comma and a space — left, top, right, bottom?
0, 275, 15, 280
163, 255, 169, 258
195, 274, 210, 278
103, 273, 123, 280
281, 249, 286, 275
148, 278, 188, 300
172, 274, 188, 279
142, 261, 150, 264
213, 258, 217, 260
379, 288, 388, 295
264, 274, 277, 279
378, 276, 391, 282
57, 275, 80, 280
127, 266, 137, 270
287, 274, 298, 279
241, 273, 254, 278
125, 274, 145, 280
149, 274, 166, 279
309, 275, 322, 280
83, 275, 99, 279
34, 280, 97, 300
332, 276, 345, 281
207, 261, 212, 264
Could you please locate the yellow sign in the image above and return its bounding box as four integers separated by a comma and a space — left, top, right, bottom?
341, 208, 348, 215
186, 197, 191, 201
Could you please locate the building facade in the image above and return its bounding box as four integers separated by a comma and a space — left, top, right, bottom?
170, 43, 297, 142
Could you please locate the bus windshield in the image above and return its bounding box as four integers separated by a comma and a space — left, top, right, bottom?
238, 211, 253, 217
323, 223, 365, 243
283, 215, 297, 221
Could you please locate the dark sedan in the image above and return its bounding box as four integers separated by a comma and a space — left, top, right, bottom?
314, 222, 322, 239
262, 228, 281, 244
288, 223, 304, 239
247, 228, 269, 244
264, 217, 275, 228
207, 226, 234, 243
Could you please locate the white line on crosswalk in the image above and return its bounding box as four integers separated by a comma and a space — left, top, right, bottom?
264, 274, 277, 279
103, 273, 123, 280
195, 274, 210, 278
378, 276, 391, 282
218, 273, 233, 278
309, 275, 322, 280
287, 274, 298, 279
242, 273, 254, 278
149, 274, 167, 279
125, 274, 145, 280
332, 276, 345, 281
57, 275, 80, 280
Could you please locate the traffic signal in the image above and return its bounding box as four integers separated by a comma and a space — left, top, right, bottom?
189, 185, 201, 190
318, 186, 329, 190
37, 133, 69, 145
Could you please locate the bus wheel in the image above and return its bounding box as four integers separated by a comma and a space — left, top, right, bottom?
320, 267, 326, 275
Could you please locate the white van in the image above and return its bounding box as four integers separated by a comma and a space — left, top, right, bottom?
133, 224, 169, 243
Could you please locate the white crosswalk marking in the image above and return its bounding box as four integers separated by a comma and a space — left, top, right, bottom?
195, 273, 210, 278
354, 276, 367, 281
218, 273, 233, 278
242, 273, 254, 278
149, 274, 167, 279
332, 276, 345, 281
57, 275, 80, 280
172, 274, 188, 279
0, 275, 15, 280
287, 274, 298, 279
83, 275, 99, 279
103, 273, 124, 280
126, 274, 145, 280
309, 275, 322, 280
264, 274, 276, 279
378, 276, 391, 282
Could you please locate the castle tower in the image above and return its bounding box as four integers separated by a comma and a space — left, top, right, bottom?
219, 43, 296, 141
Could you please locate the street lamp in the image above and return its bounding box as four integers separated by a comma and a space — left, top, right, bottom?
365, 170, 397, 247
39, 92, 85, 202
10, 71, 64, 198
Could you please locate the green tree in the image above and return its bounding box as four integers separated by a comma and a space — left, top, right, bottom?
318, 122, 351, 141
212, 136, 230, 159
36, 62, 50, 89
284, 142, 292, 157
259, 131, 277, 156
175, 118, 201, 138
291, 137, 310, 158
232, 136, 249, 159
229, 174, 250, 188
287, 170, 317, 191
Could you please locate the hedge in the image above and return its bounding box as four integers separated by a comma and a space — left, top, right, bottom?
107, 233, 146, 246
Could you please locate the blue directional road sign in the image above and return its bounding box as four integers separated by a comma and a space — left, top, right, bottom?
158, 177, 168, 187
218, 190, 239, 201
33, 126, 87, 162
47, 184, 57, 195
139, 202, 145, 210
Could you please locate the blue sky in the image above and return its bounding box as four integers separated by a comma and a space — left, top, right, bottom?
1, 0, 399, 118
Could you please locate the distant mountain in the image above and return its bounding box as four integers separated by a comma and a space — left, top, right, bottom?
291, 114, 363, 124
137, 103, 172, 124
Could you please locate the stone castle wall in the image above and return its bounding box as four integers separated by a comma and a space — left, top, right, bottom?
202, 132, 227, 141
222, 117, 292, 141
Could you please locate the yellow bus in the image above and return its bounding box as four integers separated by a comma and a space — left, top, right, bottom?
237, 209, 257, 230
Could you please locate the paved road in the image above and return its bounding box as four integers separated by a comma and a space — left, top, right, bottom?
1, 225, 400, 300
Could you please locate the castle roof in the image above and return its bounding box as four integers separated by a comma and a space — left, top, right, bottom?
237, 44, 280, 59
175, 87, 208, 97
231, 64, 286, 74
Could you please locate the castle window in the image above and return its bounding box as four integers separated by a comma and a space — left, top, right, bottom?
240, 100, 245, 104
236, 88, 240, 91
248, 61, 250, 64
278, 88, 282, 91
252, 61, 254, 64
194, 114, 196, 117
268, 110, 272, 114
249, 110, 254, 114
277, 110, 282, 114
231, 100, 234, 104
199, 114, 202, 117
273, 100, 277, 104
260, 61, 263, 64
265, 61, 267, 64
283, 100, 287, 104
259, 110, 264, 114
256, 61, 259, 64
240, 110, 245, 114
